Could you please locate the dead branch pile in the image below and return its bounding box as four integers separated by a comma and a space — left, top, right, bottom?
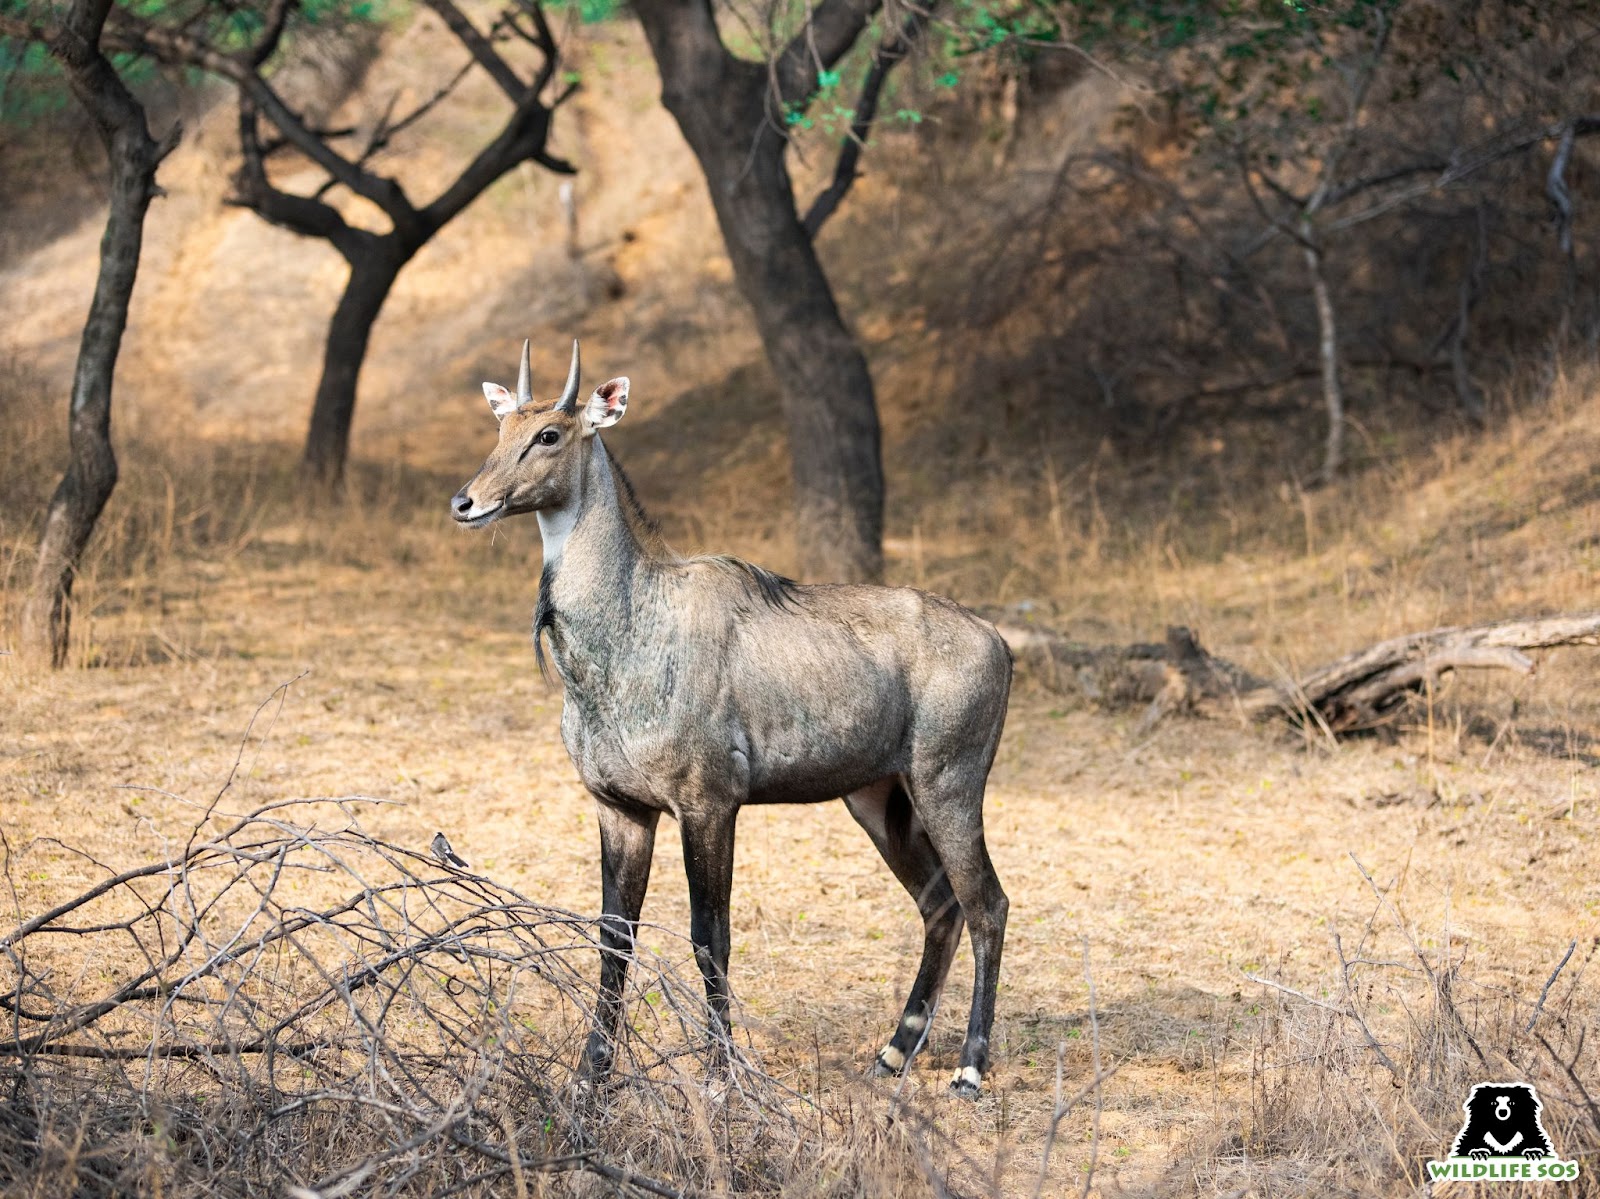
0, 798, 922, 1197
993, 610, 1600, 734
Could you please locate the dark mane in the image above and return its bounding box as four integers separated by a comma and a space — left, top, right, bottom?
700, 554, 802, 611
608, 446, 797, 612
606, 452, 664, 547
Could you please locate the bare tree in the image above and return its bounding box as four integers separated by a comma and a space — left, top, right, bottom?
108, 0, 576, 486
1, 0, 180, 667
630, 0, 933, 582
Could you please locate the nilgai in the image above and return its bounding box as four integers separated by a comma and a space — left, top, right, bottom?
452, 340, 1012, 1096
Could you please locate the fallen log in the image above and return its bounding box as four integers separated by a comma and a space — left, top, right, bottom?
988, 609, 1600, 735
1242, 612, 1600, 731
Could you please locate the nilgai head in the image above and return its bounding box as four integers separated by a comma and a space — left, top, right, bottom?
451, 339, 629, 527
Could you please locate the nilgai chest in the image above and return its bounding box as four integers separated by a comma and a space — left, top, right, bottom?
550, 625, 729, 807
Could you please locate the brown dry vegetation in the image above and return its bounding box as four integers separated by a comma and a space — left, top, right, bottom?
3, 11, 1600, 1197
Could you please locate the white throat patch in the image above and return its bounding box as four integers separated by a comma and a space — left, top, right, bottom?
536, 503, 579, 566
536, 439, 608, 566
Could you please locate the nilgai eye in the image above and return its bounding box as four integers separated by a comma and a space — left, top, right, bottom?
537, 428, 561, 446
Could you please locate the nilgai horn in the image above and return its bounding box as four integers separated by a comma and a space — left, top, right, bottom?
452, 339, 1012, 1096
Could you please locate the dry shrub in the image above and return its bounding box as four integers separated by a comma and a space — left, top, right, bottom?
1159, 859, 1600, 1198
0, 700, 937, 1198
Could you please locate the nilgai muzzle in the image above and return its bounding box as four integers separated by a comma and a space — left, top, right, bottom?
452, 340, 1013, 1097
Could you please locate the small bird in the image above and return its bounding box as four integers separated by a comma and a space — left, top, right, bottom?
431, 831, 469, 869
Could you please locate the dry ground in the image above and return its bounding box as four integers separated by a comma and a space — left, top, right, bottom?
4, 372, 1599, 1195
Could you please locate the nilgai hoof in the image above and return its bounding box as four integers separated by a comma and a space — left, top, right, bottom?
873, 1045, 907, 1077
948, 1066, 983, 1100
575, 1039, 620, 1095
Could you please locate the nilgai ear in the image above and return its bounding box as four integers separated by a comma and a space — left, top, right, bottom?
483, 381, 519, 420
582, 377, 629, 433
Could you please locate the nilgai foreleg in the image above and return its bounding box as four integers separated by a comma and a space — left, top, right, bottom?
680, 808, 738, 1056
580, 801, 659, 1081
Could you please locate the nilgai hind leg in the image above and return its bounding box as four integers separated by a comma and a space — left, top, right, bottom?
844, 780, 966, 1078
910, 756, 1009, 1097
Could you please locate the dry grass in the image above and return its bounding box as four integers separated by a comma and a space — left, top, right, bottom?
4, 353, 1600, 1195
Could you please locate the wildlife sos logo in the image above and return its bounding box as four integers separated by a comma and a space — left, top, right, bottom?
1427, 1083, 1580, 1183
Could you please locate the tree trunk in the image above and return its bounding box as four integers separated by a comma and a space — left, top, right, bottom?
1303, 236, 1345, 484
710, 135, 884, 583
633, 17, 885, 583
19, 0, 173, 668
301, 239, 411, 486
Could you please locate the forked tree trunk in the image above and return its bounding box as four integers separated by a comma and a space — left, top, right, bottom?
633, 2, 885, 583
110, 0, 575, 494
18, 0, 174, 667
301, 239, 412, 485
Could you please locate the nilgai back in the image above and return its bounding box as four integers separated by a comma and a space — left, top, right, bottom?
452, 340, 1012, 1096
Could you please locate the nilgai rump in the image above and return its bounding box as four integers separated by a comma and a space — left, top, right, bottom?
452, 340, 1012, 1096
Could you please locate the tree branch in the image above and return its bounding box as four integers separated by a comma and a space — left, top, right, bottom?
1325, 115, 1600, 234
421, 92, 571, 231
1322, 158, 1450, 209
510, 0, 562, 96
1304, 0, 1394, 216
246, 0, 295, 67
103, 9, 425, 235
801, 2, 928, 237
421, 0, 525, 101
1547, 121, 1578, 257
774, 0, 882, 108
230, 94, 374, 260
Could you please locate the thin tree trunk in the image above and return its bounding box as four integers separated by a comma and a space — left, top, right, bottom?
19, 0, 174, 667
301, 240, 411, 486
1303, 236, 1344, 484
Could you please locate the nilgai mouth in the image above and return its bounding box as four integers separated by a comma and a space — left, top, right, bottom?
453, 500, 504, 528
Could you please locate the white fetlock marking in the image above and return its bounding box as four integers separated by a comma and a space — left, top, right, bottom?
878, 1045, 906, 1071
953, 1065, 982, 1089
901, 1014, 927, 1032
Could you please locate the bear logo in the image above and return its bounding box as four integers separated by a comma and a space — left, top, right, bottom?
1450, 1083, 1556, 1161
